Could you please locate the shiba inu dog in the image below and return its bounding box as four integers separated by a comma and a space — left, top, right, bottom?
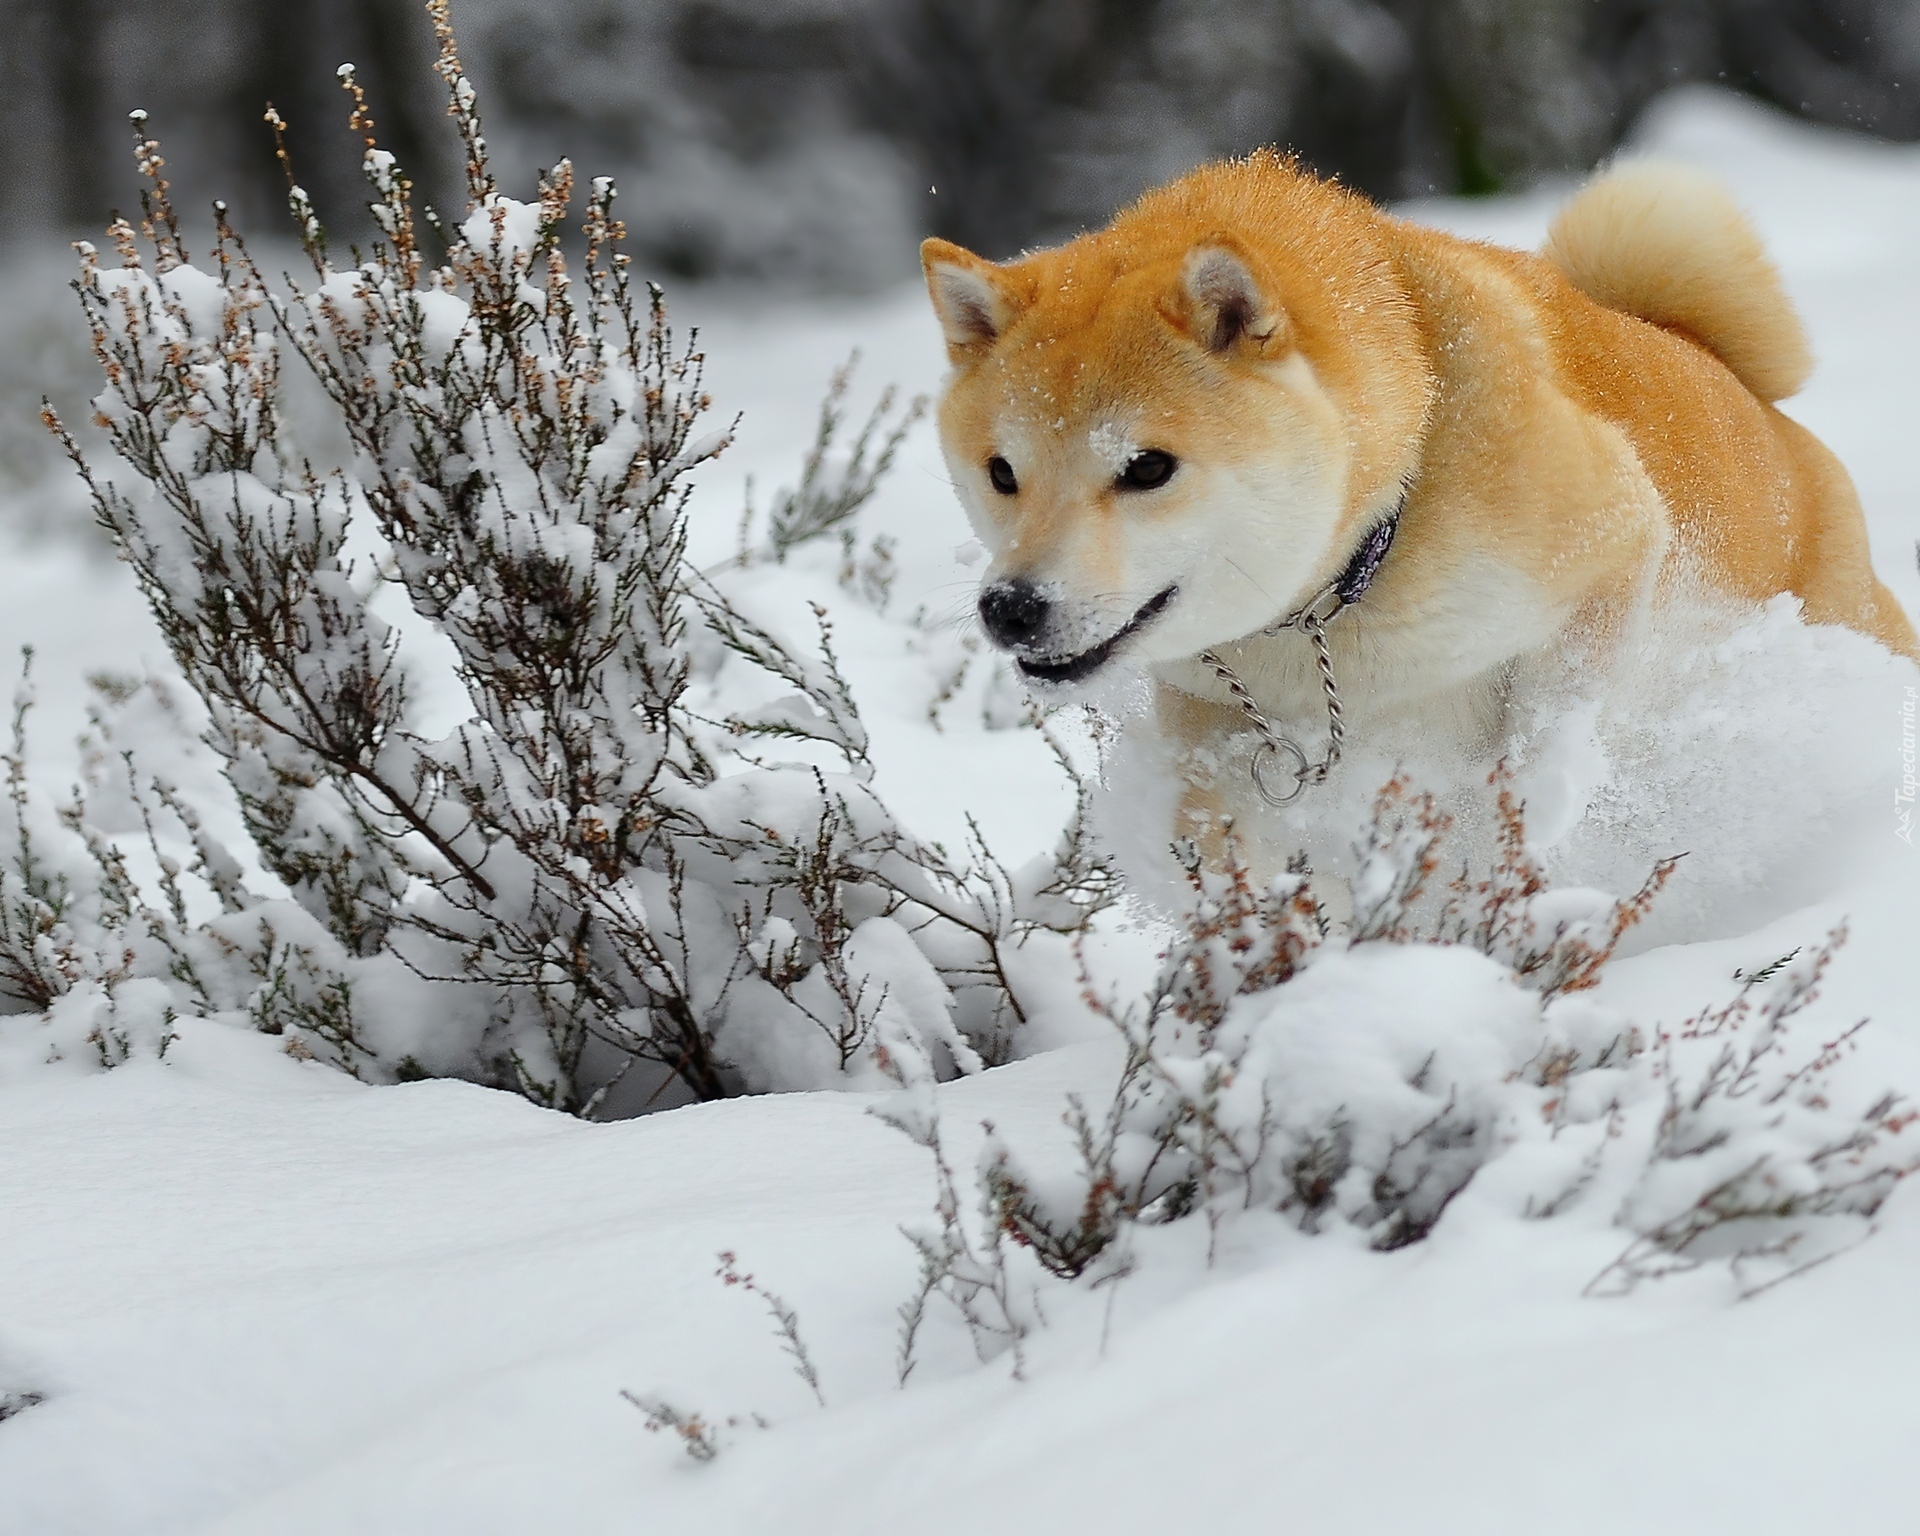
920, 154, 1919, 864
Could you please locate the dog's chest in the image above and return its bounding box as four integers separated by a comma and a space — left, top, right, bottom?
1157, 552, 1559, 751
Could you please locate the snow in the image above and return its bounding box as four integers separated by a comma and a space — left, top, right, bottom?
4, 87, 1920, 1532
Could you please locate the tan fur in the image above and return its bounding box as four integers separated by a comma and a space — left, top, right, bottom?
1545, 161, 1813, 403
921, 152, 1920, 868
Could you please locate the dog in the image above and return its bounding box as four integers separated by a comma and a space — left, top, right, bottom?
920, 154, 1920, 870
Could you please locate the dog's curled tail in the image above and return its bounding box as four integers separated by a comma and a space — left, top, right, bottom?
1545, 162, 1812, 403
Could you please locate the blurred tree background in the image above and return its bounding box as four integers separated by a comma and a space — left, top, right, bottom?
0, 0, 1916, 287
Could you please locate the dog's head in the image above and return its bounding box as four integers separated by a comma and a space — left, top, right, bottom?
922, 163, 1428, 686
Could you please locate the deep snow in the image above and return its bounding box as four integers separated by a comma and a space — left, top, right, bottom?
3, 87, 1920, 1534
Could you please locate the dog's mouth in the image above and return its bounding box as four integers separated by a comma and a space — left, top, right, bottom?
1014, 586, 1179, 685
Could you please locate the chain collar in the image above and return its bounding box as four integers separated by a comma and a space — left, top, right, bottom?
1197, 500, 1403, 806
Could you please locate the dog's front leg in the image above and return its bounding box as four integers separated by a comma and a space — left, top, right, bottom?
1155, 681, 1360, 935
1155, 681, 1252, 870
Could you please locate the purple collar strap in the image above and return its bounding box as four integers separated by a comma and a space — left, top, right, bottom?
1275, 498, 1405, 634
1332, 504, 1401, 609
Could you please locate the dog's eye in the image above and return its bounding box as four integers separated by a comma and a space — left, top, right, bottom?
987, 456, 1019, 495
1119, 450, 1177, 490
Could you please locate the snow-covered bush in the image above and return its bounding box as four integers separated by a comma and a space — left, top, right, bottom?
890, 772, 1919, 1371
0, 658, 216, 1069
1588, 925, 1920, 1296
33, 4, 1110, 1113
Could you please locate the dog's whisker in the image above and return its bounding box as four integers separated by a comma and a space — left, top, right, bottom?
931, 607, 985, 637
1225, 557, 1276, 604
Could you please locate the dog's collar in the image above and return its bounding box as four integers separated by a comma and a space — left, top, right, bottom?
1267, 496, 1404, 635
1210, 492, 1406, 806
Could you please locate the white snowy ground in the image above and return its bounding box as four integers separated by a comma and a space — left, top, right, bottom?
3, 88, 1920, 1534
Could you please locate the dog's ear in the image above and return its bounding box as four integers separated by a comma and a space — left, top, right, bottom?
922, 238, 1022, 361
1178, 242, 1289, 356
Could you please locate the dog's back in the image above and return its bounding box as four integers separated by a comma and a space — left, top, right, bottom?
1537, 163, 1916, 657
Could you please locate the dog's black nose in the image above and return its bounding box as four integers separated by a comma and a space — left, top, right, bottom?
978, 580, 1051, 650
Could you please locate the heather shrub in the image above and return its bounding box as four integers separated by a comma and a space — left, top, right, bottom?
888, 772, 1917, 1373
32, 3, 1110, 1114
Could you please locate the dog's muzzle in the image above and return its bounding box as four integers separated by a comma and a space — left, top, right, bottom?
994, 585, 1179, 685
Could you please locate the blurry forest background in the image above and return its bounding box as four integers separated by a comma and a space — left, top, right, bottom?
7, 0, 1916, 499
2, 0, 1917, 288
